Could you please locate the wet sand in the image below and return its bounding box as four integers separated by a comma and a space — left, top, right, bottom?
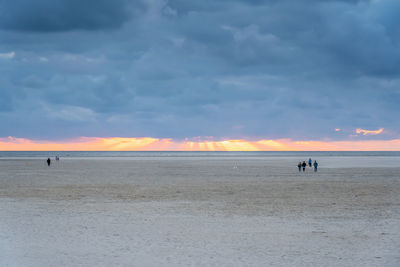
1, 157, 400, 266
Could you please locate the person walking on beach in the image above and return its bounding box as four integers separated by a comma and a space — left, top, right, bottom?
297, 162, 302, 172
313, 160, 318, 172
302, 161, 307, 172
308, 158, 312, 168
47, 158, 51, 166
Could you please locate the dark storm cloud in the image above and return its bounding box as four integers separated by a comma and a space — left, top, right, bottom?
0, 0, 399, 140
0, 0, 144, 32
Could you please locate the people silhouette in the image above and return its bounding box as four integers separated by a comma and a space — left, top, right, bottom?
302, 161, 307, 172
313, 160, 318, 172
47, 158, 51, 166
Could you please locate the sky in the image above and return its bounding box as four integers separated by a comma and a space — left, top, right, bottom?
0, 0, 399, 150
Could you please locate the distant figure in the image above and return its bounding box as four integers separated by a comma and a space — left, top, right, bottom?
297, 162, 302, 172
308, 158, 312, 168
47, 158, 51, 166
56, 156, 59, 161
313, 160, 318, 172
302, 161, 307, 172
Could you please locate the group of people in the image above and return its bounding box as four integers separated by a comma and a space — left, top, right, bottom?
297, 158, 318, 172
46, 155, 60, 166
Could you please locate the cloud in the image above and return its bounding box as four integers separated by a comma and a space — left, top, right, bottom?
0, 51, 15, 59
0, 0, 399, 141
0, 0, 144, 32
356, 128, 384, 135
44, 105, 97, 122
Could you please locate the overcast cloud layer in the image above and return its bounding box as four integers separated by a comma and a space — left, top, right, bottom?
0, 0, 399, 141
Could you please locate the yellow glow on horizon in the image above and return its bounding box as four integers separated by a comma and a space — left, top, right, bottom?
256, 140, 293, 151
1, 136, 400, 151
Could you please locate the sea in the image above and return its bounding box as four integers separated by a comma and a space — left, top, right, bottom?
0, 151, 399, 158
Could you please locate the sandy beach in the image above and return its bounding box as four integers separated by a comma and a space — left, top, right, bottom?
1, 156, 399, 266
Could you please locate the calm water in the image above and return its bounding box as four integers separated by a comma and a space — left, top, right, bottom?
1, 151, 400, 158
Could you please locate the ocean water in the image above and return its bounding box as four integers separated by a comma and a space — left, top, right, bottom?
0, 151, 400, 158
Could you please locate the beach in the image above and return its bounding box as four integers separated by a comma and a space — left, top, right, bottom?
1, 155, 399, 266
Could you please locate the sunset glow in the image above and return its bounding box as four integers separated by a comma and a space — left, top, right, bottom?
1, 136, 400, 151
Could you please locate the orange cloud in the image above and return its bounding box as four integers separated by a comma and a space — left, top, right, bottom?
356, 128, 384, 135
1, 136, 400, 151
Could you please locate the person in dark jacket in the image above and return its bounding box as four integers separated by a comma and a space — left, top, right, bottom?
313, 160, 318, 172
297, 162, 302, 172
47, 158, 51, 166
302, 161, 307, 172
